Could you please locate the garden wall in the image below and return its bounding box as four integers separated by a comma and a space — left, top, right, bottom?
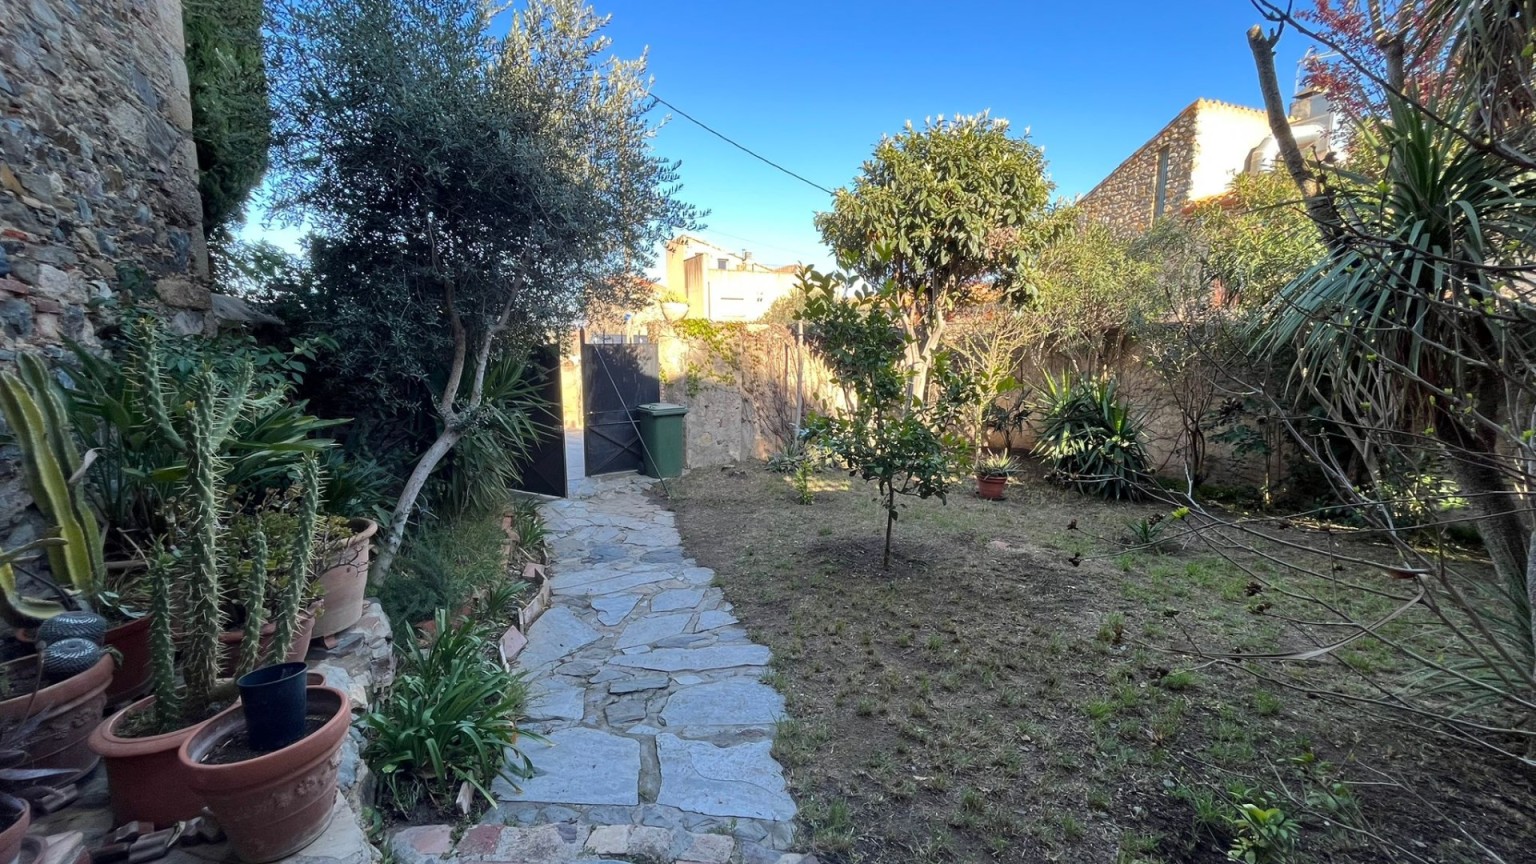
1, 0, 212, 548
655, 322, 848, 467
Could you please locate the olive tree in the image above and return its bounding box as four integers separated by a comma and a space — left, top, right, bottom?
815, 114, 1058, 403
268, 0, 697, 582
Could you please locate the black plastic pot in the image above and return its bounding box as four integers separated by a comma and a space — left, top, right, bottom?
235, 662, 309, 752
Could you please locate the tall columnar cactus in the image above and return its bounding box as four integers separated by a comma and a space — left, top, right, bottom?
0, 354, 105, 616
181, 370, 228, 711
271, 454, 322, 663
147, 549, 182, 731
235, 523, 270, 680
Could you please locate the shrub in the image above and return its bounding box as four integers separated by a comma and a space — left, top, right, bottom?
377, 513, 509, 628
1033, 372, 1149, 500
507, 498, 549, 565
363, 610, 535, 816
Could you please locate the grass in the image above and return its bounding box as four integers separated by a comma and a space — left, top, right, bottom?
666, 462, 1534, 864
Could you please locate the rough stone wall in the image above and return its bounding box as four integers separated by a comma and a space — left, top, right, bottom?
1, 0, 210, 357
0, 0, 210, 550
657, 324, 847, 468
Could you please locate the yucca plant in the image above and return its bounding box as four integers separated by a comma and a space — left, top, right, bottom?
975, 452, 1018, 479
1032, 371, 1149, 500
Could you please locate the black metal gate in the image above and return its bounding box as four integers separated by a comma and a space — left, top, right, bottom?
510, 345, 567, 497
582, 342, 659, 476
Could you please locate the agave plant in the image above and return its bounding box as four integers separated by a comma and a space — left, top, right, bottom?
975, 452, 1018, 479
1032, 371, 1149, 500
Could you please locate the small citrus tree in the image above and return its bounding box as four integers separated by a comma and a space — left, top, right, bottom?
798, 267, 974, 569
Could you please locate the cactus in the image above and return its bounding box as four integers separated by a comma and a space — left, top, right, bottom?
180, 368, 229, 712
0, 354, 105, 617
146, 548, 181, 731
235, 524, 269, 680
271, 454, 322, 664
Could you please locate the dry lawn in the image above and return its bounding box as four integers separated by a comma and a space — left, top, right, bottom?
663, 462, 1535, 864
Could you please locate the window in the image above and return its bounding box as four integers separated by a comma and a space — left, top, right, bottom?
717, 257, 729, 270
1153, 145, 1171, 219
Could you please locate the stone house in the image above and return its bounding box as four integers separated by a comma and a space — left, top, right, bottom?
1078, 92, 1342, 236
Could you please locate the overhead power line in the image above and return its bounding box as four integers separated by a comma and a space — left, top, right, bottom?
650, 94, 836, 196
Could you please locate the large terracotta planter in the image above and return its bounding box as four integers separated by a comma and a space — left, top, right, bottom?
217, 605, 320, 678
104, 615, 153, 704
179, 686, 351, 863
314, 519, 376, 638
0, 798, 29, 864
0, 654, 113, 783
86, 695, 210, 828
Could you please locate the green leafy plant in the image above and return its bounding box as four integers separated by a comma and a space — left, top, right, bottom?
1033, 372, 1149, 500
432, 352, 549, 518
1224, 789, 1299, 864
799, 267, 974, 569
975, 452, 1017, 480
507, 499, 549, 565
0, 355, 107, 621
378, 513, 510, 628
363, 610, 536, 816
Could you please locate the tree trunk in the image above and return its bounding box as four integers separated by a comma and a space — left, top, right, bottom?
371, 426, 464, 584
883, 485, 895, 570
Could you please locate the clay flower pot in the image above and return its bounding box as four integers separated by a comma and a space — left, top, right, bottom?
0, 654, 113, 783
87, 695, 213, 827
976, 473, 1008, 501
179, 686, 351, 863
104, 615, 153, 704
313, 519, 377, 638
217, 604, 320, 678
0, 799, 29, 864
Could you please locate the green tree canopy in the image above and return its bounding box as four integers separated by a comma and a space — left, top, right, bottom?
815, 114, 1059, 400
267, 0, 697, 581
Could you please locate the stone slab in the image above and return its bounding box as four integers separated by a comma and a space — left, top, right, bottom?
609, 675, 669, 695
554, 568, 677, 597
497, 727, 640, 806
608, 645, 770, 672
526, 679, 585, 722
656, 734, 796, 822
590, 594, 640, 626
650, 588, 704, 613
615, 612, 692, 650
661, 679, 785, 729
695, 610, 739, 632
516, 607, 600, 672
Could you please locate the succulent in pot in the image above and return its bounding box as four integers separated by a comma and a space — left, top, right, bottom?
0, 607, 114, 784
975, 452, 1017, 501
0, 355, 153, 703
311, 516, 377, 638
658, 289, 689, 322
0, 687, 86, 864
88, 357, 325, 828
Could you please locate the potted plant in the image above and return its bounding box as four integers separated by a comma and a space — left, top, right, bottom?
0, 355, 152, 704
0, 679, 84, 864
312, 516, 377, 638
0, 538, 115, 784
178, 683, 351, 863
88, 361, 325, 828
976, 452, 1017, 501
658, 289, 689, 322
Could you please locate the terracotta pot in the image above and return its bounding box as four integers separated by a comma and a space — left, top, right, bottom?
179, 686, 351, 863
104, 615, 153, 705
977, 474, 1007, 501
86, 696, 210, 828
0, 799, 29, 864
313, 519, 376, 638
0, 654, 113, 783
217, 605, 320, 678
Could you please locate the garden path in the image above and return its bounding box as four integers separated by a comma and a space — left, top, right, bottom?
393, 475, 809, 864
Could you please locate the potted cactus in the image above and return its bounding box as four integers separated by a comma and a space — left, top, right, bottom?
87, 361, 325, 828
976, 452, 1017, 501
0, 682, 86, 864
0, 354, 152, 703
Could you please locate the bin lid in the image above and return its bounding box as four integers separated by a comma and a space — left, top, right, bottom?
636, 402, 688, 416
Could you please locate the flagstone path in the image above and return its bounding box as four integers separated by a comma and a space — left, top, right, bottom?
392, 475, 811, 864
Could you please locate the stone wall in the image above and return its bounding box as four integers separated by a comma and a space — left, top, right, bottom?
0, 0, 211, 549
656, 324, 847, 468
1, 0, 210, 355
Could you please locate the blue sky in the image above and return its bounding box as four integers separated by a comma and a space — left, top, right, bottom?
244, 1, 1317, 272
